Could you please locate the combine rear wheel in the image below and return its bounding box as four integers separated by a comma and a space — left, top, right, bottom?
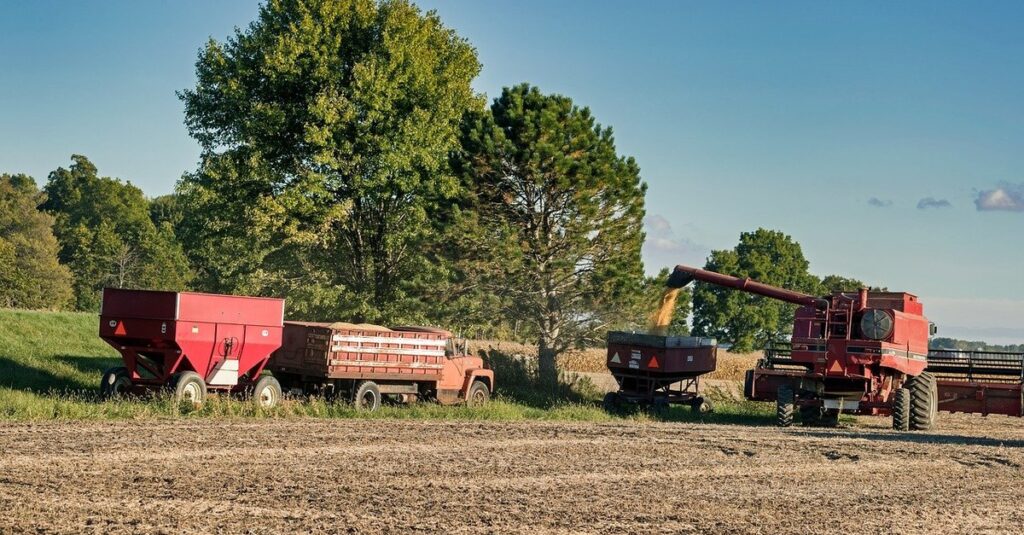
100, 366, 132, 400
172, 371, 207, 405
892, 387, 910, 431
353, 381, 381, 412
800, 405, 824, 426
907, 372, 938, 431
776, 385, 795, 427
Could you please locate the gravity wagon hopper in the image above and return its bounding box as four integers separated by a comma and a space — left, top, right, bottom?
666, 265, 939, 430
98, 288, 286, 407
603, 331, 718, 414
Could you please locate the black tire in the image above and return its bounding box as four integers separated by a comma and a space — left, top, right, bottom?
353, 381, 381, 412
650, 397, 670, 417
800, 404, 824, 426
821, 409, 841, 428
776, 385, 795, 427
907, 372, 937, 431
100, 366, 132, 400
602, 392, 621, 413
892, 387, 910, 431
690, 396, 713, 414
172, 371, 206, 405
251, 375, 282, 409
467, 380, 490, 406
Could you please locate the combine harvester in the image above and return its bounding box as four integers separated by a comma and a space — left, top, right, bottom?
666, 264, 939, 430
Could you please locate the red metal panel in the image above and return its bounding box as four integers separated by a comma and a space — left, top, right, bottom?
101, 288, 179, 320
176, 292, 284, 326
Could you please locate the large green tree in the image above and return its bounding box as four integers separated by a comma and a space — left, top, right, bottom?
177, 0, 480, 322
692, 228, 820, 351
42, 155, 192, 310
0, 174, 73, 309
454, 84, 647, 383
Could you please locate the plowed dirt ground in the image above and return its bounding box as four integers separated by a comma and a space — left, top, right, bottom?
2, 413, 1023, 534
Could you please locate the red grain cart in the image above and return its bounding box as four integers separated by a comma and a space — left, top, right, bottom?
98, 288, 285, 406
267, 321, 494, 411
604, 331, 717, 414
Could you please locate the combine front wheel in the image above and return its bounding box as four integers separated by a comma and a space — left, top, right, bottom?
907, 372, 938, 431
892, 387, 910, 431
776, 385, 795, 427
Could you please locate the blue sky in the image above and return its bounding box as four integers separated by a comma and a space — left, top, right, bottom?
2, 1, 1022, 342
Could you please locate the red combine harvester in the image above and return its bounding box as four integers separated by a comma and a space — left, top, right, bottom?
99, 288, 285, 406
604, 331, 717, 414
927, 349, 1024, 417
267, 321, 493, 411
666, 264, 939, 430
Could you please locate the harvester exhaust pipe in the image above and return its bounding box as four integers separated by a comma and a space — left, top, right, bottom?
666, 264, 829, 310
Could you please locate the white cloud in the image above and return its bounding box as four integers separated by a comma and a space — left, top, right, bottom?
975, 183, 1024, 212
642, 214, 709, 274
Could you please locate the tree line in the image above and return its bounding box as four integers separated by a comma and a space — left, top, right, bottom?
1, 0, 884, 379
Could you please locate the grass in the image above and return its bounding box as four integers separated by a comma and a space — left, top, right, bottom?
0, 308, 775, 424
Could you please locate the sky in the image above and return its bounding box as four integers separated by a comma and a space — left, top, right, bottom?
2, 1, 1023, 343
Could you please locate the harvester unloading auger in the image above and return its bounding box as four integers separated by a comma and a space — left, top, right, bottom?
667, 264, 939, 430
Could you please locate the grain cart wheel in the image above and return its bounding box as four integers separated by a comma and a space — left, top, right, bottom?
602, 392, 622, 413
353, 381, 381, 412
252, 375, 282, 409
690, 396, 713, 414
100, 367, 132, 400
907, 372, 938, 431
650, 398, 670, 417
892, 387, 911, 431
776, 385, 795, 427
173, 371, 207, 405
466, 380, 491, 407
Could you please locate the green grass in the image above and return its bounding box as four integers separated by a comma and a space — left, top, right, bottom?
0, 308, 775, 424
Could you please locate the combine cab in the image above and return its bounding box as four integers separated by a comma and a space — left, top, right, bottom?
604, 331, 717, 414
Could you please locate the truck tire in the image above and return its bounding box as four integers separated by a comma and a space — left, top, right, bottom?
353, 381, 381, 412
251, 375, 282, 409
907, 372, 937, 431
466, 380, 490, 407
892, 387, 910, 431
173, 371, 206, 405
776, 385, 795, 427
100, 366, 132, 400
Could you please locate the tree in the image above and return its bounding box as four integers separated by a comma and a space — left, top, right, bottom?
692, 228, 819, 352
818, 274, 867, 293
42, 155, 192, 310
177, 0, 481, 323
0, 174, 73, 309
454, 84, 647, 384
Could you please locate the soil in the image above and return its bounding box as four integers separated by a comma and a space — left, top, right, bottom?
2, 414, 1024, 534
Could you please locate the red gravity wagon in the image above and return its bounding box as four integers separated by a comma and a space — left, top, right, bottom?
98, 287, 286, 406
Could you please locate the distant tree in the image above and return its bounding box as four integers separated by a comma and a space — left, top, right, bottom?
42, 155, 192, 310
818, 274, 866, 293
177, 0, 481, 323
692, 228, 819, 352
149, 194, 183, 228
0, 174, 73, 309
453, 84, 647, 384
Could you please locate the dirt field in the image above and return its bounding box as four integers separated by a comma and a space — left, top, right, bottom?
2, 414, 1023, 534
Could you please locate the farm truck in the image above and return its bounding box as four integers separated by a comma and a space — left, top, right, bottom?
666, 264, 939, 430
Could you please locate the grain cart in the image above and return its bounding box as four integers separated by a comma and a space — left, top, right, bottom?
604, 331, 717, 414
98, 288, 285, 406
666, 264, 939, 430
926, 349, 1024, 417
267, 321, 494, 411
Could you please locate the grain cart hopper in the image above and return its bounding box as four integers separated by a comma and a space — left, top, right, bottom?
604, 331, 717, 414
666, 264, 938, 430
267, 321, 493, 411
98, 288, 285, 406
926, 349, 1024, 417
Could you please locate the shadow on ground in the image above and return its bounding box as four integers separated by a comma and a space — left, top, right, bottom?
797, 429, 1024, 448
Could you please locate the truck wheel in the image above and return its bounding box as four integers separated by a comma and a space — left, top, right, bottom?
466, 380, 490, 406
776, 385, 795, 427
173, 371, 206, 405
252, 375, 282, 409
100, 366, 132, 400
353, 381, 381, 412
690, 396, 713, 414
892, 387, 910, 431
907, 372, 937, 431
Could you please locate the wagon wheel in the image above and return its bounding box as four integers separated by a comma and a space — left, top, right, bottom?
602, 392, 621, 413
650, 398, 670, 417
172, 371, 207, 406
251, 375, 282, 409
466, 380, 490, 407
353, 381, 381, 412
100, 366, 132, 400
689, 396, 713, 414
